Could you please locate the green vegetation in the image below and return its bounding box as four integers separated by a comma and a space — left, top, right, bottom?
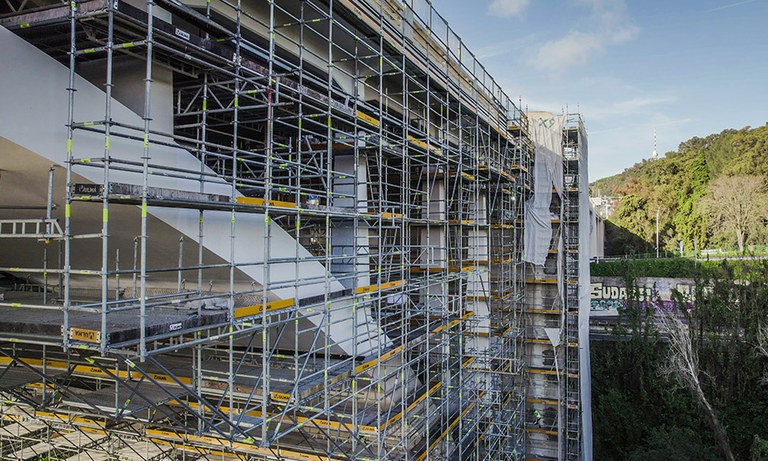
592, 124, 768, 255
590, 125, 768, 458
591, 259, 768, 460
591, 257, 768, 278
591, 257, 700, 278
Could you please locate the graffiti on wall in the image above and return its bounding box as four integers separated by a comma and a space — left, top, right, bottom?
590, 277, 696, 316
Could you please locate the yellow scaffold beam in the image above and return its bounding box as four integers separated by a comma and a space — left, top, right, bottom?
0, 357, 193, 385
236, 196, 297, 209
525, 427, 558, 436
526, 279, 558, 284
234, 298, 294, 320
147, 429, 341, 461
355, 279, 406, 294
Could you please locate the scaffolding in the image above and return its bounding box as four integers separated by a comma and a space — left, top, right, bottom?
561, 115, 584, 461
522, 114, 585, 461
0, 0, 533, 459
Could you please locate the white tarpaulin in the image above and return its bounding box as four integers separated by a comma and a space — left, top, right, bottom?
524, 113, 564, 266
525, 112, 593, 460
544, 327, 561, 348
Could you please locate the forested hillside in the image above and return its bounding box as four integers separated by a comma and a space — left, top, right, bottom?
591, 124, 768, 255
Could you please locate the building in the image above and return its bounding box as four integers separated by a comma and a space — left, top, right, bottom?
0, 0, 589, 460
522, 113, 592, 461
589, 206, 605, 260
589, 196, 616, 220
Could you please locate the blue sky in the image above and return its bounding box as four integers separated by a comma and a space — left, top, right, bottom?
431, 0, 768, 180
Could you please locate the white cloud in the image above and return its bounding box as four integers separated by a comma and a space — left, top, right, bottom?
531, 31, 604, 74
475, 44, 514, 60
613, 96, 674, 113
528, 0, 638, 77
609, 25, 639, 42
474, 33, 537, 60
488, 0, 530, 17
585, 96, 676, 120
703, 0, 758, 13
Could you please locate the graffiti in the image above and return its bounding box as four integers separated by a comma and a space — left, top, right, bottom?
590, 299, 690, 313
591, 299, 624, 311
590, 284, 654, 301
639, 300, 691, 313
590, 277, 696, 316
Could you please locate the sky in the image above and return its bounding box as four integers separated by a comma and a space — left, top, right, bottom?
431, 0, 768, 180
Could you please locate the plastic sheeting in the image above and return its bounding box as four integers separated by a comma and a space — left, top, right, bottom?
526, 113, 568, 460
576, 124, 594, 461
523, 113, 564, 266
524, 112, 593, 460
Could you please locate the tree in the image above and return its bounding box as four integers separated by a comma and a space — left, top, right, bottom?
592, 259, 768, 459
657, 308, 736, 461
701, 175, 768, 252
753, 435, 768, 461
759, 326, 768, 385
625, 427, 721, 461
672, 151, 710, 250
